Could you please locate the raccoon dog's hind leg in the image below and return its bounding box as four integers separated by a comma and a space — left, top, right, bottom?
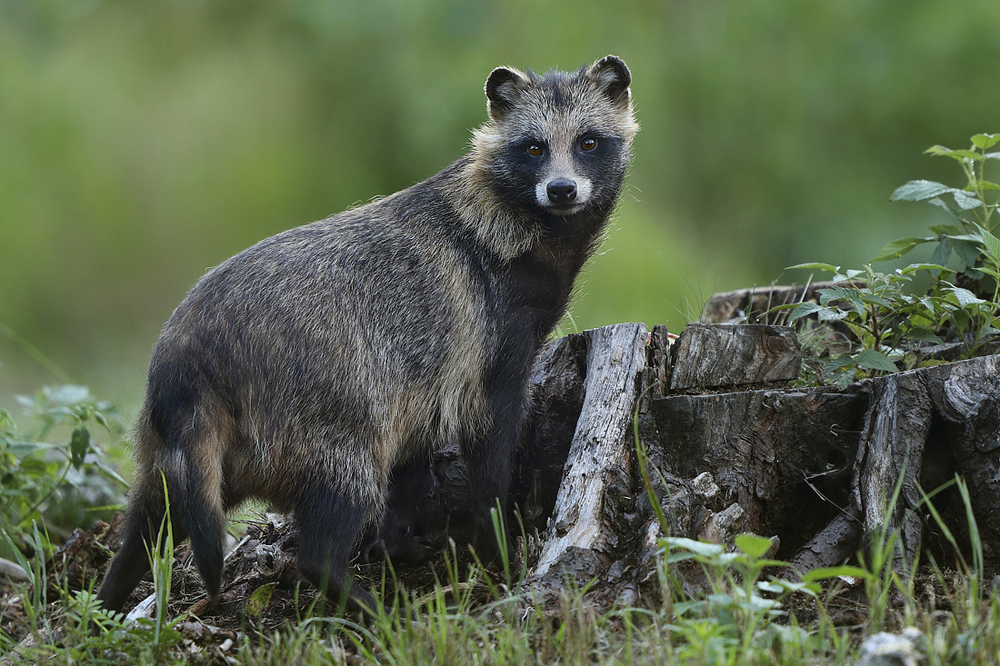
94, 472, 188, 613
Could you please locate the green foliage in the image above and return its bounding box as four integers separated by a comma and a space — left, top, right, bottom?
658, 535, 869, 663
2, 482, 188, 664
0, 385, 125, 555
776, 263, 964, 387
879, 135, 1000, 337
145, 476, 182, 653
773, 135, 1000, 388
1, 575, 188, 665
875, 133, 1000, 282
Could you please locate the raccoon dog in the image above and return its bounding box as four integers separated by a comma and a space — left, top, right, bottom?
96, 55, 638, 614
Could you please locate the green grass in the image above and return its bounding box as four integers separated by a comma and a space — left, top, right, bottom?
3, 477, 999, 665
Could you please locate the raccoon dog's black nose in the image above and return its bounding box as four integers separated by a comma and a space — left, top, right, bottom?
546, 179, 578, 205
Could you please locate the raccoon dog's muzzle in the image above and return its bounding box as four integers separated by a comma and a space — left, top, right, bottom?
537, 175, 593, 215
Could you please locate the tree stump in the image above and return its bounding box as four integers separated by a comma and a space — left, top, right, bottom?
668, 323, 801, 391
509, 323, 1000, 605
82, 297, 1000, 618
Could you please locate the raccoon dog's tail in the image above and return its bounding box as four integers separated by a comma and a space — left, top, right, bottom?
96, 406, 228, 613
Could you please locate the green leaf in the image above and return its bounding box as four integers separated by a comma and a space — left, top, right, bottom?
971, 222, 1000, 264
824, 355, 856, 371
926, 197, 959, 218
891, 180, 952, 202
924, 145, 953, 157
952, 190, 984, 210
925, 146, 981, 160
801, 565, 871, 582
48, 385, 91, 406
817, 287, 852, 305
786, 262, 838, 273
978, 266, 1000, 281
899, 262, 949, 275
871, 237, 935, 262
951, 238, 982, 269
860, 293, 893, 308
246, 582, 277, 620
944, 233, 982, 243
787, 302, 824, 323
663, 537, 725, 557
971, 134, 1000, 150
929, 224, 964, 236
768, 579, 822, 596
735, 533, 774, 559
832, 370, 857, 390
949, 286, 985, 307
906, 328, 944, 345
817, 308, 849, 322
756, 580, 786, 594
931, 238, 953, 266
979, 326, 1000, 339
855, 349, 898, 372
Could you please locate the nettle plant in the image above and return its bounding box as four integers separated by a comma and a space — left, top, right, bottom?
776, 134, 1000, 388
875, 133, 1000, 279
0, 385, 126, 555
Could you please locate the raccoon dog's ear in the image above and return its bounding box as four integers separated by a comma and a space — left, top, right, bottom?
589, 55, 632, 106
485, 66, 532, 120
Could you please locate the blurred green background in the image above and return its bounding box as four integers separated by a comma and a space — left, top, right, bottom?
2, 0, 999, 418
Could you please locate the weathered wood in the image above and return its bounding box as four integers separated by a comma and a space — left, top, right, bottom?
702, 282, 848, 324
512, 332, 589, 533
647, 387, 864, 541
789, 507, 863, 576
0, 557, 28, 583
923, 355, 1000, 558
669, 324, 801, 391
853, 371, 932, 570
528, 323, 648, 588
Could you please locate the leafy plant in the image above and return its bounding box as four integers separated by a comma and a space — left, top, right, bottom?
1, 385, 126, 555
875, 133, 999, 266
774, 263, 955, 388
770, 135, 1000, 388
1, 478, 189, 664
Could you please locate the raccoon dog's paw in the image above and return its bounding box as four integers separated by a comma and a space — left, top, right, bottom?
360, 513, 434, 565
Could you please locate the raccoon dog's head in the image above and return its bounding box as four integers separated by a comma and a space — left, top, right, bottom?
473, 55, 639, 218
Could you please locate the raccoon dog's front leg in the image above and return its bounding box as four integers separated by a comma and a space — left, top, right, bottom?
462, 390, 525, 565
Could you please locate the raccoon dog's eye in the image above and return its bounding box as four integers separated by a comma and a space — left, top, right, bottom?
527, 144, 544, 157
581, 138, 598, 151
